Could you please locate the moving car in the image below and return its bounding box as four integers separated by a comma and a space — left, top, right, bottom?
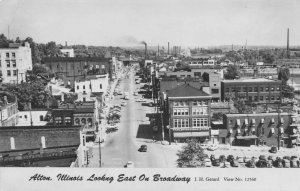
207, 144, 218, 151
269, 146, 278, 153
139, 145, 147, 152
125, 161, 134, 168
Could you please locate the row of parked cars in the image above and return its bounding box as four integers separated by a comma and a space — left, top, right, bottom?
204, 154, 300, 168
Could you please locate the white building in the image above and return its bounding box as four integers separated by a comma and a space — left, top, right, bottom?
17, 110, 49, 126
75, 74, 109, 94
60, 48, 75, 57
0, 43, 32, 83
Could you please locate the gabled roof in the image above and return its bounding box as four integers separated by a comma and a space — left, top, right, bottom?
166, 84, 210, 98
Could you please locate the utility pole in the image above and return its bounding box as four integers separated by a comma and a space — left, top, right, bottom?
99, 137, 102, 167
161, 110, 164, 141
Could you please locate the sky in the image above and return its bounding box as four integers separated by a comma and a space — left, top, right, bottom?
0, 0, 299, 47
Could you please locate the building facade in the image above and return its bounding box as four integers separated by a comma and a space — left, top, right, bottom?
220, 112, 299, 148
0, 94, 18, 127
221, 78, 282, 104
0, 43, 32, 84
163, 84, 212, 143
42, 57, 112, 87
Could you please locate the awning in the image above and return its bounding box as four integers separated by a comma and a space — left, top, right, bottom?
236, 135, 258, 139
173, 131, 209, 138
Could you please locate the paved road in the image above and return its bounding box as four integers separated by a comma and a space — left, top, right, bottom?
88, 67, 179, 168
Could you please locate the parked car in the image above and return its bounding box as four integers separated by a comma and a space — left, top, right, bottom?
236, 156, 244, 163
246, 160, 256, 168
267, 156, 275, 162
85, 131, 96, 142
227, 155, 235, 162
283, 156, 291, 160
266, 160, 273, 168
290, 159, 299, 168
200, 144, 209, 149
282, 159, 290, 168
138, 145, 147, 152
259, 155, 267, 161
274, 158, 283, 168
221, 161, 231, 168
207, 144, 219, 151
230, 160, 239, 167
244, 156, 252, 163
269, 146, 278, 153
212, 159, 220, 167
219, 155, 226, 163
252, 156, 259, 163
204, 158, 212, 167
256, 160, 268, 168
125, 161, 134, 168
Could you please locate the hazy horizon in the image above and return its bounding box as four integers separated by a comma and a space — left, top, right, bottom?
0, 0, 299, 47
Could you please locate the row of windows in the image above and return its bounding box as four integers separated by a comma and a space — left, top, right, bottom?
173, 118, 209, 128
6, 70, 17, 76
55, 117, 94, 126
4, 52, 16, 58
76, 84, 103, 90
243, 95, 281, 101
6, 60, 17, 67
173, 100, 208, 107
173, 108, 189, 116
225, 86, 280, 93
173, 107, 208, 116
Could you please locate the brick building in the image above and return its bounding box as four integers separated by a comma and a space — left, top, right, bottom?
220, 112, 300, 148
221, 78, 282, 104
163, 84, 212, 142
42, 57, 112, 87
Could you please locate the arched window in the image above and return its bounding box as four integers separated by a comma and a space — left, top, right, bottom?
81, 118, 86, 125
87, 118, 93, 127
75, 118, 80, 125
65, 117, 71, 125
10, 137, 15, 150
41, 136, 46, 148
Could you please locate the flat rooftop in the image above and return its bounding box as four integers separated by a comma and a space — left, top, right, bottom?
222, 78, 279, 83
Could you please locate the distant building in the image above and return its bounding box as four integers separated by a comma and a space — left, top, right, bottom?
60, 48, 75, 57
42, 57, 112, 87
0, 43, 32, 83
221, 78, 282, 104
162, 84, 212, 143
0, 94, 18, 127
17, 110, 50, 126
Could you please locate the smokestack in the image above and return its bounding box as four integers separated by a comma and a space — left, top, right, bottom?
141, 41, 147, 59
158, 44, 160, 57
65, 41, 68, 47
287, 28, 290, 58
168, 42, 169, 55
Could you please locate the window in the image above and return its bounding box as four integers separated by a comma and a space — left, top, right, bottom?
7, 70, 11, 76
81, 118, 86, 125
10, 137, 15, 150
100, 84, 102, 89
12, 52, 16, 58
87, 118, 93, 127
173, 119, 189, 128
83, 97, 86, 102
254, 87, 258, 92
77, 85, 79, 90
6, 53, 9, 58
41, 136, 46, 148
211, 89, 219, 94
39, 115, 43, 121
254, 96, 258, 101
265, 96, 269, 101
248, 87, 252, 92
12, 61, 16, 67
24, 115, 27, 119
265, 87, 269, 91
243, 87, 247, 92
236, 87, 241, 92
13, 70, 17, 76
173, 108, 189, 116
75, 118, 80, 125
173, 101, 178, 106
260, 87, 264, 92
65, 117, 71, 125
260, 96, 264, 100
271, 96, 275, 100
214, 84, 216, 86
192, 107, 208, 115
231, 87, 235, 92
277, 96, 280, 100
55, 117, 62, 125
276, 87, 280, 91
271, 87, 274, 91
192, 118, 208, 127
6, 61, 10, 67
225, 88, 229, 92
83, 85, 85, 89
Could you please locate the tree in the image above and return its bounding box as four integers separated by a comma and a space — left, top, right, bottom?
224, 65, 240, 79
278, 67, 290, 84
202, 72, 209, 82
177, 139, 206, 168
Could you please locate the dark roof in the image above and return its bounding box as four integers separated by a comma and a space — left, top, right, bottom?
42, 57, 111, 63
160, 78, 206, 93
166, 84, 210, 98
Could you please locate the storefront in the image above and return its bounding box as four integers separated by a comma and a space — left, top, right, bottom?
173, 131, 210, 143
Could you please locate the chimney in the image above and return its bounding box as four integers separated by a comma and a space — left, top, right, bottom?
158, 44, 160, 57
144, 43, 147, 59
65, 41, 68, 47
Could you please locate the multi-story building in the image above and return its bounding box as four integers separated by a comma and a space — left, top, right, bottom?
42, 57, 112, 87
162, 84, 212, 143
0, 43, 32, 84
220, 112, 299, 148
221, 78, 282, 104
0, 94, 18, 127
